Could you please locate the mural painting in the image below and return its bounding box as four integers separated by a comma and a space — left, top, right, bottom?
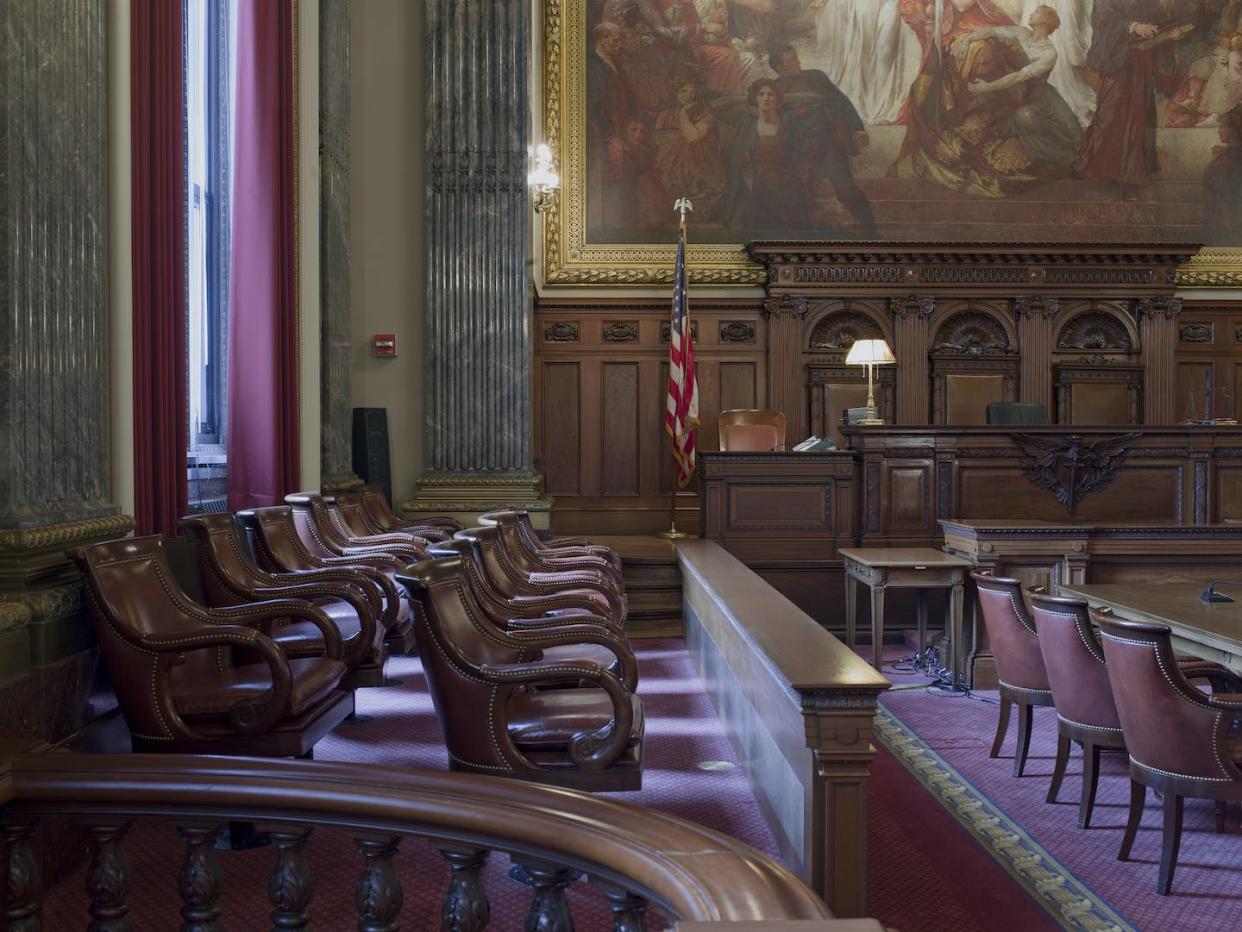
583, 0, 1242, 246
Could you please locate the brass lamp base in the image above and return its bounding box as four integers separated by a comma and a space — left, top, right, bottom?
856, 417, 886, 426
659, 525, 688, 540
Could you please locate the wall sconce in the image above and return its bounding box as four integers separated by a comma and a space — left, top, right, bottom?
528, 143, 560, 214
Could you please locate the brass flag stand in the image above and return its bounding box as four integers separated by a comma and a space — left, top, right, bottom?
660, 197, 696, 541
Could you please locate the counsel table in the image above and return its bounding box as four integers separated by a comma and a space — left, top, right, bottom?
840, 548, 972, 676
1059, 582, 1242, 674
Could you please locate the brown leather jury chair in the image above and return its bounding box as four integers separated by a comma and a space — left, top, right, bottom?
480, 508, 624, 584
285, 491, 427, 563
478, 507, 623, 575
360, 484, 463, 536
71, 536, 353, 757
397, 555, 644, 791
972, 572, 1054, 777
717, 409, 786, 452
1099, 617, 1242, 895
181, 513, 388, 688
328, 490, 453, 543
1030, 592, 1239, 829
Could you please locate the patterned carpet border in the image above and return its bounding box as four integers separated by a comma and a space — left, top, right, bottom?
875, 702, 1135, 932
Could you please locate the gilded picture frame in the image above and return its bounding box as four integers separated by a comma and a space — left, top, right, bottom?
539, 0, 1242, 288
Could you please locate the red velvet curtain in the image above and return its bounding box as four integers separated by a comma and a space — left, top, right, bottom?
131, 0, 188, 537
227, 0, 300, 510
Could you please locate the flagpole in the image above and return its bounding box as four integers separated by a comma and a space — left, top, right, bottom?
660, 198, 694, 541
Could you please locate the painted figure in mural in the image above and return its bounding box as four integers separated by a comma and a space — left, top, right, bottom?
959, 6, 1084, 176
1019, 0, 1096, 126
1203, 104, 1242, 243
1074, 0, 1173, 199
810, 0, 923, 124
711, 79, 815, 229
602, 117, 671, 230
770, 44, 877, 234
654, 78, 727, 210
1170, 32, 1242, 126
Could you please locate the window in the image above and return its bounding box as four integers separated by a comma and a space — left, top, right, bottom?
185, 0, 234, 513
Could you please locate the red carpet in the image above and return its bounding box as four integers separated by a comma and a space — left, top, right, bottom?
877, 648, 1242, 932
36, 639, 1052, 930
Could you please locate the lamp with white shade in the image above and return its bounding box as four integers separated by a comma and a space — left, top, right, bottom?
845, 338, 895, 425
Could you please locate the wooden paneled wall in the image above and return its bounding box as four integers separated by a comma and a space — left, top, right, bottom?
534, 299, 766, 533
1174, 301, 1242, 424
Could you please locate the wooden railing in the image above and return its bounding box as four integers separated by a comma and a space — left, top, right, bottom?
0, 751, 842, 930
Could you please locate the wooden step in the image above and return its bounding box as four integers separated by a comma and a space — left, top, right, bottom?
575, 535, 683, 639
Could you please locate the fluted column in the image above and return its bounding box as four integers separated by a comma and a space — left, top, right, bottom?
319, 0, 361, 491
763, 296, 810, 440
891, 296, 934, 424
0, 0, 132, 740
1014, 296, 1059, 413
410, 0, 548, 525
1139, 297, 1182, 424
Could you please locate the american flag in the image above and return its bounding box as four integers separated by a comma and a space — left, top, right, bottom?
664, 222, 699, 488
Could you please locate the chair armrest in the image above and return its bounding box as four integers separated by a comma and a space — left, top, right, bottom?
521, 574, 625, 617
507, 612, 622, 634
343, 530, 429, 549
268, 568, 385, 615
504, 625, 637, 691
206, 600, 344, 661
315, 551, 405, 571
543, 537, 593, 549
251, 583, 377, 666
144, 625, 293, 737
1206, 692, 1242, 710
505, 593, 623, 625
480, 659, 636, 770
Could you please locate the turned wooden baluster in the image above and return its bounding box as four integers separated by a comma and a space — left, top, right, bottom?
592, 880, 648, 932
439, 847, 489, 932
511, 861, 579, 932
354, 834, 403, 932
85, 820, 133, 932
266, 825, 314, 930
176, 823, 224, 932
3, 815, 41, 932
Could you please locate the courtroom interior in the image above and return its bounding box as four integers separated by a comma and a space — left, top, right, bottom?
7, 0, 1242, 929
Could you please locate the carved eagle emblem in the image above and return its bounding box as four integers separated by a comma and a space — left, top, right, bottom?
1010, 432, 1141, 514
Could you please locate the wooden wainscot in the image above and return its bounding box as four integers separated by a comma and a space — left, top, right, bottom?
941, 519, 1242, 687
677, 540, 890, 918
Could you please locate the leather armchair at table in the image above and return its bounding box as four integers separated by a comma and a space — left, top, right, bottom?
718, 409, 787, 452
1030, 592, 1241, 829
70, 536, 353, 757
478, 508, 622, 575
1099, 617, 1242, 894
238, 505, 416, 654
397, 555, 643, 790
327, 490, 453, 543
360, 484, 464, 535
180, 513, 388, 688
453, 526, 627, 626
972, 572, 1054, 777
286, 491, 428, 563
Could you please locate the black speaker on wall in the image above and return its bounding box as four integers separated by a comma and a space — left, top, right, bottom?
352, 407, 393, 507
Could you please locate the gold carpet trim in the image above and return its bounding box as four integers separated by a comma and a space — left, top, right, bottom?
875, 704, 1135, 932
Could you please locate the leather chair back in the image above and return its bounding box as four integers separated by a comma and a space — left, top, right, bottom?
242, 505, 334, 567
718, 409, 786, 452
286, 492, 354, 555
971, 572, 1050, 693
1028, 592, 1121, 731
326, 491, 383, 537
1099, 617, 1242, 782
72, 536, 228, 735
181, 512, 270, 605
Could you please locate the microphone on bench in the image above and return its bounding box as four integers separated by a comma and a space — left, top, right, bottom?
1200, 581, 1242, 603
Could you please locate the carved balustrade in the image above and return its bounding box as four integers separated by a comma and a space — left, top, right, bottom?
0, 751, 838, 931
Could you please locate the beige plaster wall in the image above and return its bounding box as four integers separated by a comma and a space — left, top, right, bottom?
350, 0, 426, 507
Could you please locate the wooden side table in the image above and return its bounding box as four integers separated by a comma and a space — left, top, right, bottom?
839, 547, 972, 680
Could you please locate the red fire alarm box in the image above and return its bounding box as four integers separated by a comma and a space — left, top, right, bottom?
373, 333, 397, 358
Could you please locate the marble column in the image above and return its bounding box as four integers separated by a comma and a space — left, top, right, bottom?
1014, 295, 1059, 412
763, 296, 810, 440
409, 0, 549, 526
1139, 297, 1183, 425
318, 0, 362, 492
891, 296, 934, 424
0, 0, 133, 741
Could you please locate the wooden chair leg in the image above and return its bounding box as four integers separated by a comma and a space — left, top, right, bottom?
1013, 700, 1034, 777
1047, 730, 1070, 803
990, 695, 1012, 759
1157, 792, 1184, 895
1119, 779, 1145, 861
1078, 740, 1103, 829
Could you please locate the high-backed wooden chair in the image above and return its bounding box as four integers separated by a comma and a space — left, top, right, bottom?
181, 513, 388, 688
71, 536, 353, 757
397, 555, 644, 791
972, 572, 1054, 777
1099, 617, 1242, 894
718, 409, 786, 452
